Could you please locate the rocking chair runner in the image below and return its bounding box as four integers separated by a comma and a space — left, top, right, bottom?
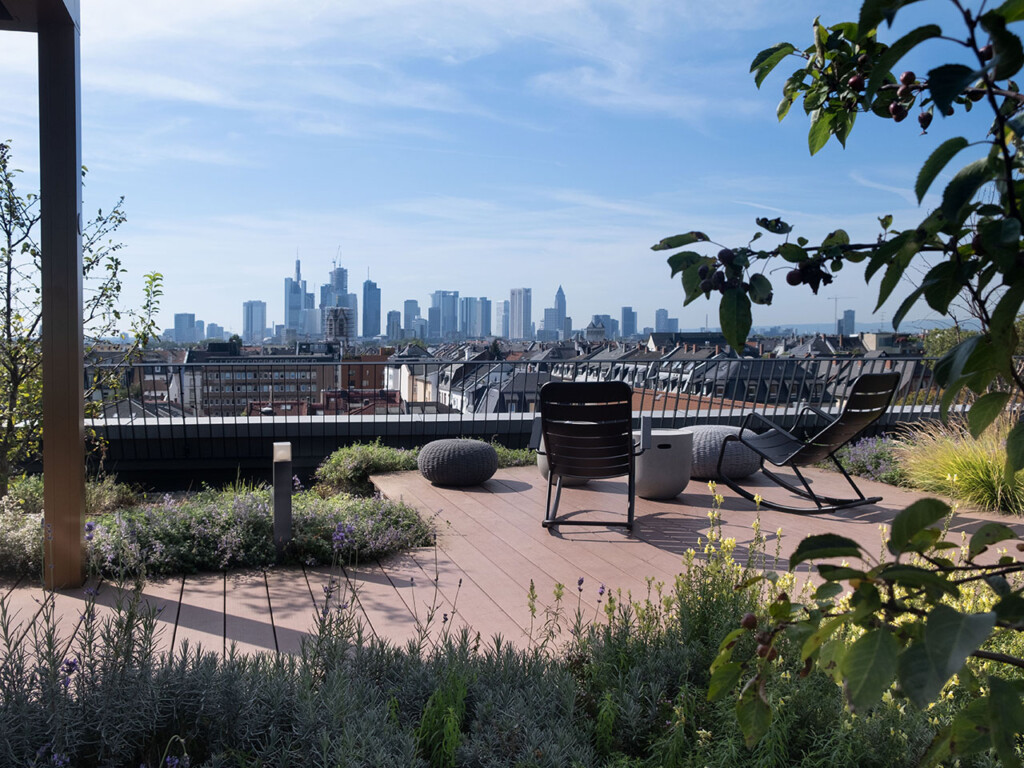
715, 372, 900, 514
533, 381, 648, 529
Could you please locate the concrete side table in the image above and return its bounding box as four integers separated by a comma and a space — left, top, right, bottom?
634, 428, 693, 500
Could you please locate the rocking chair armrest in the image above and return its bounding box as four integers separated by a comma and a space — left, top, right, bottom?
739, 411, 801, 444
529, 415, 544, 453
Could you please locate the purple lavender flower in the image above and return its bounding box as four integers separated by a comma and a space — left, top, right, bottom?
598, 583, 606, 597
577, 576, 584, 592
332, 522, 356, 550
442, 612, 449, 624
84, 521, 95, 542
50, 753, 69, 767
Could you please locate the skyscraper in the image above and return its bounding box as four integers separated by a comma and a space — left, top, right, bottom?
242, 300, 267, 345
174, 313, 196, 345
554, 286, 566, 330
839, 309, 856, 336
621, 306, 637, 338
478, 297, 492, 337
284, 259, 309, 331
386, 310, 402, 340
431, 290, 459, 339
654, 308, 669, 333
403, 299, 420, 331
362, 279, 381, 338
509, 288, 532, 340
497, 300, 510, 338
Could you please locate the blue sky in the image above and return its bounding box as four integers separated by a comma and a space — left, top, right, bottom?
2, 0, 988, 336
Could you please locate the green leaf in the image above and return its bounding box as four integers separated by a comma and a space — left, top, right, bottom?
865, 231, 912, 282
982, 10, 1024, 81
875, 238, 919, 310
920, 726, 953, 768
814, 582, 843, 601
748, 273, 773, 305
821, 229, 850, 247
892, 285, 925, 330
858, 0, 923, 38
682, 263, 705, 305
808, 109, 834, 155
707, 662, 743, 702
653, 232, 710, 251
666, 250, 701, 277
950, 698, 994, 756
968, 522, 1017, 558
756, 217, 792, 234
840, 628, 900, 712
879, 565, 960, 598
888, 498, 951, 556
968, 391, 1011, 438
736, 677, 772, 749
801, 615, 847, 660
988, 677, 1024, 767
816, 565, 868, 581
867, 25, 942, 101
994, 593, 1024, 627
1005, 421, 1024, 474
915, 137, 970, 203
940, 158, 991, 224
777, 95, 794, 121
778, 243, 807, 262
751, 43, 797, 88
998, 0, 1024, 23
928, 64, 978, 115
719, 288, 752, 352
922, 261, 963, 316
897, 605, 996, 709
790, 533, 864, 570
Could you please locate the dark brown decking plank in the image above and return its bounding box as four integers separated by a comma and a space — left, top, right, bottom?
224, 570, 277, 656
173, 572, 227, 657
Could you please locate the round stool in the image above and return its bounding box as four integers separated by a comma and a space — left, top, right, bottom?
687, 425, 761, 480
418, 439, 499, 486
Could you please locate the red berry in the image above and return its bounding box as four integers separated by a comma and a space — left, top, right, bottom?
897, 84, 912, 100
767, 647, 779, 662
756, 644, 770, 658
980, 44, 994, 61
889, 103, 908, 122
786, 269, 802, 286
847, 74, 866, 91
899, 71, 915, 85
918, 112, 933, 131
741, 612, 758, 630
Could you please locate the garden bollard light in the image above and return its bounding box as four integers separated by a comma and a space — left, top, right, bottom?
273, 442, 292, 561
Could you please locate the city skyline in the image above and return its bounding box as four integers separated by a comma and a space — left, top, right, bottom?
4, 2, 969, 337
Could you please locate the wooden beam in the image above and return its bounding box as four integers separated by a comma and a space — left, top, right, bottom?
38, 6, 84, 589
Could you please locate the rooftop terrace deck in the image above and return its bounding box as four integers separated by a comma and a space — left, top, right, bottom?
3, 466, 1019, 658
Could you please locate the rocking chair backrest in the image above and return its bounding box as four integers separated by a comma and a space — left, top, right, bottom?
794, 372, 900, 465
540, 381, 634, 480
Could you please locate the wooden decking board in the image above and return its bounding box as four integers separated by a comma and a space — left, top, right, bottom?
390, 478, 615, 617
484, 474, 695, 576
173, 572, 226, 657
264, 568, 317, 655
426, 477, 674, 604
224, 570, 277, 656
402, 546, 528, 646
79, 578, 180, 658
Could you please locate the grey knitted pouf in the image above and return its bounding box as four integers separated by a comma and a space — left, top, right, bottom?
689, 425, 761, 481
418, 439, 499, 486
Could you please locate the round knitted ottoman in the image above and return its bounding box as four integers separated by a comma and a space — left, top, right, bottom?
418, 439, 499, 486
688, 425, 761, 481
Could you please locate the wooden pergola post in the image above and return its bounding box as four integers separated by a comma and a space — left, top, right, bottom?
2, 0, 85, 589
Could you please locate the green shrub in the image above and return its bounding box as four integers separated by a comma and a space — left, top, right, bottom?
894, 416, 1024, 515
86, 488, 433, 577
829, 435, 907, 487
8, 473, 140, 516
314, 440, 536, 496
315, 441, 421, 496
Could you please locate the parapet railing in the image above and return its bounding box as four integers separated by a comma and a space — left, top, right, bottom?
82, 355, 976, 474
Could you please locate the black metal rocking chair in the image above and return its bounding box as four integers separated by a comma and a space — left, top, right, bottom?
533, 381, 648, 529
715, 372, 900, 514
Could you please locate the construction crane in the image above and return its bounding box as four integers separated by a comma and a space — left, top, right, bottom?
826, 296, 854, 333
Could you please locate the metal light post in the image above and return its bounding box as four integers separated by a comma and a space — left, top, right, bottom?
272, 442, 292, 561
